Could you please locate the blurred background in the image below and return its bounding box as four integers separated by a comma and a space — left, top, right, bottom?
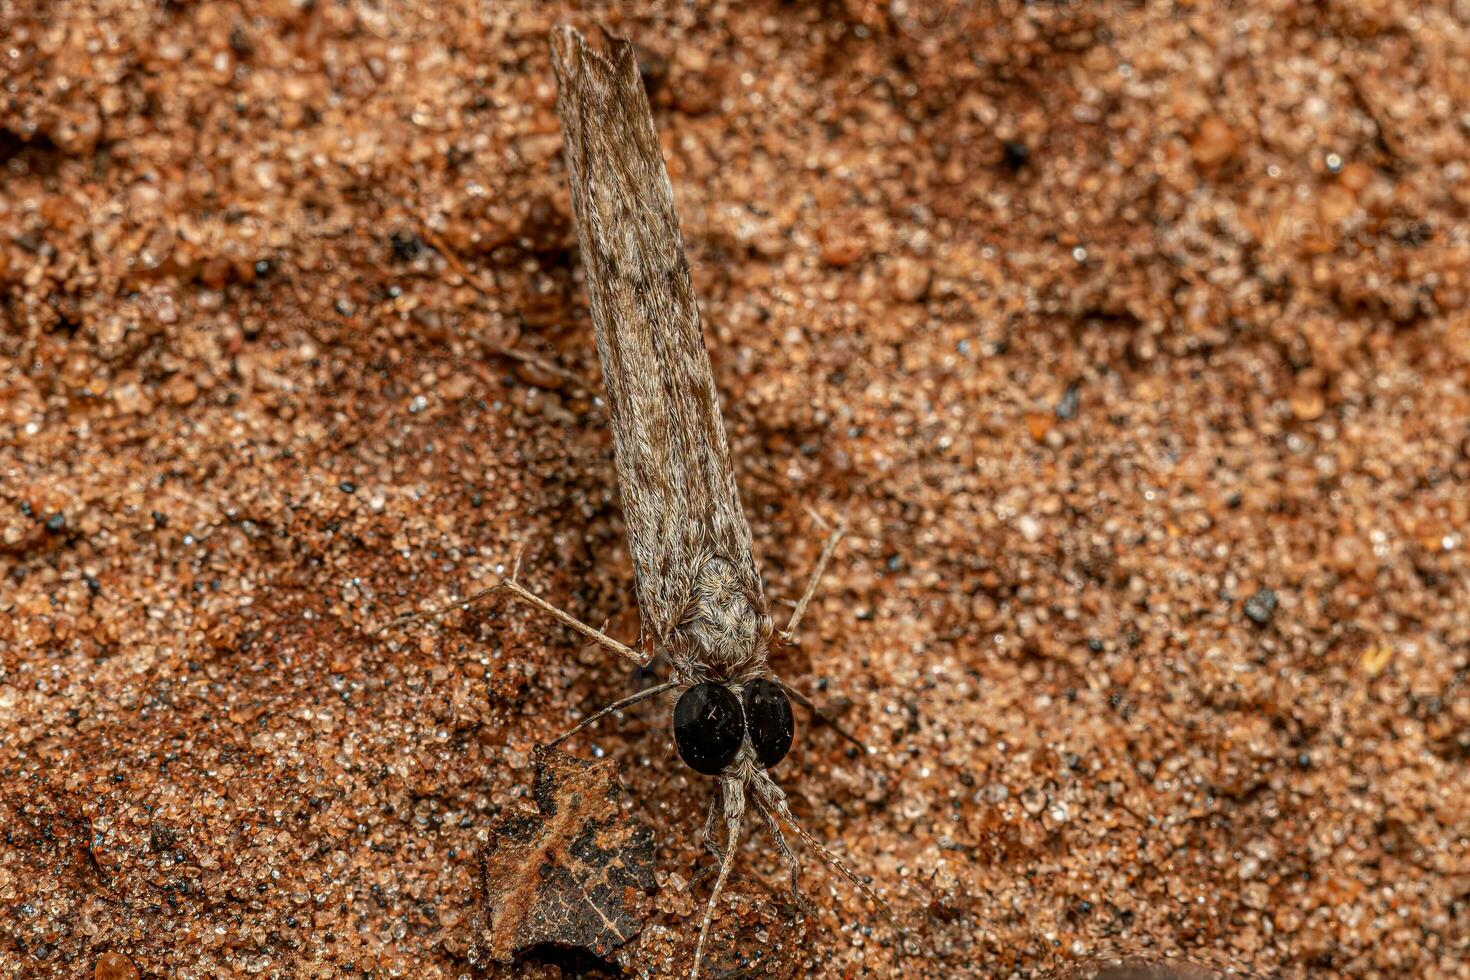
2, 1, 1467, 977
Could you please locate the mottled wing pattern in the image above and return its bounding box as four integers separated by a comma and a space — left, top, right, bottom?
550, 26, 762, 646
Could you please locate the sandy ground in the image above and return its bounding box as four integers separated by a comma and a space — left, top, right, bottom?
2, 0, 1468, 977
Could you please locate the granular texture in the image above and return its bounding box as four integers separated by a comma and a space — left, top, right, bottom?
1, 1, 1467, 978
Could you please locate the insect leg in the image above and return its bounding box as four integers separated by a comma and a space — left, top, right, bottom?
377, 573, 647, 668
770, 516, 870, 752
493, 577, 649, 667
779, 515, 846, 644
690, 776, 747, 980
546, 680, 678, 748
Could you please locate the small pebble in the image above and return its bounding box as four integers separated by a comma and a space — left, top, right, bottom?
1243, 589, 1278, 626
94, 952, 140, 980
1191, 115, 1239, 168
1054, 385, 1080, 420
890, 256, 932, 302
1289, 386, 1325, 421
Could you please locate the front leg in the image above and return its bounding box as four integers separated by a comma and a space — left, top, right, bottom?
771, 515, 871, 753
495, 577, 647, 667
686, 785, 725, 890
376, 552, 648, 669
778, 514, 846, 645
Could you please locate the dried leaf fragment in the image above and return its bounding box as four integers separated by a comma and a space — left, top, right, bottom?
468, 747, 655, 966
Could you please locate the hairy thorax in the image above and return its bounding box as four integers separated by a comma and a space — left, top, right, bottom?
669, 555, 772, 682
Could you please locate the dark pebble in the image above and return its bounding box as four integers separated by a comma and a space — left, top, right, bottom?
1244, 588, 1278, 626
1055, 384, 1081, 420
1002, 140, 1031, 171
339, 481, 357, 494
229, 24, 253, 56
389, 230, 423, 263
45, 514, 66, 533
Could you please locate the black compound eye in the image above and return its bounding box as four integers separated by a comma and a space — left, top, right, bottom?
742, 678, 794, 769
673, 682, 744, 776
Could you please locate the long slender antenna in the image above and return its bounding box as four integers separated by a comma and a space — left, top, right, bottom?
687, 785, 726, 892
755, 778, 896, 925
752, 797, 815, 918
691, 776, 747, 980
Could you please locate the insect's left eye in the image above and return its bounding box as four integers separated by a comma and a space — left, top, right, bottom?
673, 682, 744, 776
742, 678, 794, 769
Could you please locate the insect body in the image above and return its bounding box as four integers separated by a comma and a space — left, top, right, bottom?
422, 25, 896, 978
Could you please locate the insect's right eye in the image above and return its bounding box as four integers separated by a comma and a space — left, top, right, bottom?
672, 682, 744, 776
741, 677, 794, 769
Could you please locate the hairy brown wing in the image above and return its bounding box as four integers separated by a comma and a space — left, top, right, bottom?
550, 26, 762, 646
